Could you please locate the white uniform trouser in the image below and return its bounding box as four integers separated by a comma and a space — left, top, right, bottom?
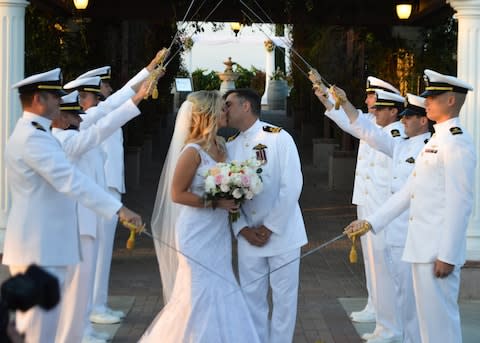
412, 263, 461, 343
357, 205, 376, 314
370, 230, 401, 339
92, 187, 121, 312
56, 235, 98, 343
385, 246, 420, 343
238, 248, 300, 343
9, 265, 66, 343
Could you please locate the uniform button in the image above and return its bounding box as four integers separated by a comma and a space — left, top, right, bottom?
393, 176, 398, 179
411, 194, 415, 199
370, 163, 374, 167
245, 143, 249, 148
409, 216, 413, 221
365, 191, 368, 195
366, 176, 370, 180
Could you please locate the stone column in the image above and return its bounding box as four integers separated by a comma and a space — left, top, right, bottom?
261, 43, 275, 106
0, 0, 28, 252
448, 0, 480, 261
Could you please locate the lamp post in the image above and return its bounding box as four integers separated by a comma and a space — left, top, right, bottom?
73, 0, 88, 10
396, 1, 415, 20
230, 22, 242, 37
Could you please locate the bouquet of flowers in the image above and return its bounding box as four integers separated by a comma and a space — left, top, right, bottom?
204, 159, 263, 222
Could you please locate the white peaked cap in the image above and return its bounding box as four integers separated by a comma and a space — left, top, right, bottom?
12, 68, 66, 95
400, 93, 426, 116
63, 76, 102, 93
373, 89, 405, 107
366, 76, 400, 94
421, 69, 474, 97
77, 66, 111, 80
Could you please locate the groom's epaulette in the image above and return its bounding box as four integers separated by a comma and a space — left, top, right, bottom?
263, 125, 282, 133
227, 131, 240, 142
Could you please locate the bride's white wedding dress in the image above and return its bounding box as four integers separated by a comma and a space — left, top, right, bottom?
139, 143, 261, 343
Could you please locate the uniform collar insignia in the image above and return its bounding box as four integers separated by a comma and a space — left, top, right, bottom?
424, 138, 429, 144
450, 127, 463, 135
405, 157, 415, 163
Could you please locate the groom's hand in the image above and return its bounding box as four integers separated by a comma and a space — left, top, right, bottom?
240, 227, 268, 247
257, 225, 272, 245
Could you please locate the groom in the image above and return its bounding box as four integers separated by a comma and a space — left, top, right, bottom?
224, 89, 307, 343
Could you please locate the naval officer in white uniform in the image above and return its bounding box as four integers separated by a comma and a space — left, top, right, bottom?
224, 89, 307, 343
322, 89, 431, 343
74, 55, 164, 324
3, 68, 143, 343
346, 69, 476, 343
52, 78, 149, 343
310, 73, 402, 324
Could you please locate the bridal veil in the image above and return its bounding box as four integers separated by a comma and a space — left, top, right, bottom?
151, 100, 193, 303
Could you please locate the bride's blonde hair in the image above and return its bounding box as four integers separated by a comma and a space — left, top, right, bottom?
185, 90, 225, 152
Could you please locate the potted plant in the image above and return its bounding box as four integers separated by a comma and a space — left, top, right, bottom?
267, 67, 289, 111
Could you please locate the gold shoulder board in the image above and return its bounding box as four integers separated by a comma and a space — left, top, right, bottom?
227, 132, 240, 142
450, 127, 463, 135
390, 129, 400, 137
31, 121, 46, 132
263, 125, 282, 133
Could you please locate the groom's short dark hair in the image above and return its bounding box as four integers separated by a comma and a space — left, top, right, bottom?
224, 88, 261, 116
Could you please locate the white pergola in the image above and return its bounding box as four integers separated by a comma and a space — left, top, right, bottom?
1, 0, 480, 262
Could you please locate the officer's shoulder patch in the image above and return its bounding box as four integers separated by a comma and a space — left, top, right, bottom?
450, 127, 463, 135
31, 121, 46, 132
390, 129, 401, 137
263, 125, 282, 133
227, 131, 240, 142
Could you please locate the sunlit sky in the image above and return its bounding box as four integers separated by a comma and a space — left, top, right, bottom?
180, 22, 290, 73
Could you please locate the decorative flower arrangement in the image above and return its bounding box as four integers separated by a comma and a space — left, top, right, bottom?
182, 37, 194, 51
264, 39, 274, 52
270, 66, 287, 81
204, 159, 263, 222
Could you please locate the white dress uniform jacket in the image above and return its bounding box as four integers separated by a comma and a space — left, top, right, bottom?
101, 68, 150, 193
324, 108, 376, 209
3, 112, 122, 266
227, 120, 307, 257
351, 113, 431, 246
52, 99, 141, 237
367, 117, 476, 265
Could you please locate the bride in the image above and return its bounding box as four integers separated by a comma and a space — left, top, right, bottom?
140, 90, 261, 342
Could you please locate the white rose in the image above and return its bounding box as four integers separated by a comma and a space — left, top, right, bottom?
232, 188, 243, 199
245, 190, 254, 200
220, 183, 230, 193
205, 175, 216, 192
